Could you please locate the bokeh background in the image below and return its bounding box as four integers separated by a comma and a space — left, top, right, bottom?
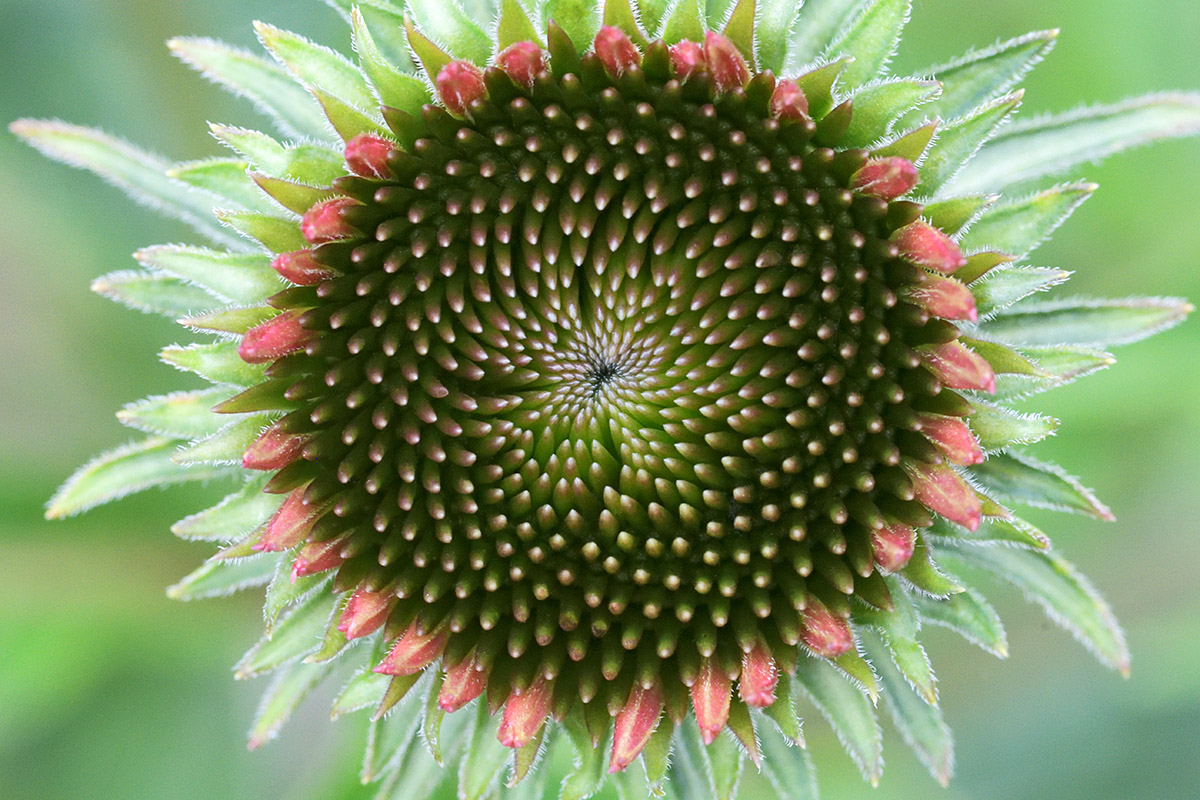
2, 1, 1199, 798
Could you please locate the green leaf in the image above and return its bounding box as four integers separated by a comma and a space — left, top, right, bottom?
841, 78, 941, 147
901, 530, 962, 597
324, 0, 416, 74
823, 0, 911, 88
916, 92, 1022, 195
247, 659, 333, 750
721, 0, 755, 61
254, 22, 377, 114
265, 569, 332, 635
210, 125, 346, 186
545, 0, 603, 50
641, 714, 674, 796
607, 0, 650, 49
794, 58, 852, 120
166, 552, 278, 601
175, 415, 273, 467
970, 450, 1113, 520
135, 245, 282, 306
350, 10, 431, 116
167, 38, 331, 140
216, 209, 307, 253
11, 120, 238, 246
118, 388, 231, 439
787, 0, 865, 71
982, 297, 1192, 348
968, 401, 1059, 451
421, 671, 447, 764
854, 576, 937, 703
759, 723, 817, 800
991, 344, 1116, 401
793, 654, 882, 782
377, 707, 469, 800
673, 723, 717, 798
959, 336, 1047, 377
912, 29, 1058, 124
497, 0, 543, 50
46, 437, 234, 519
940, 544, 1129, 674
705, 727, 746, 800
927, 515, 1049, 550
947, 93, 1200, 195
561, 711, 606, 800
755, 0, 803, 74
91, 271, 219, 317
312, 86, 390, 142
660, 0, 706, 44
168, 157, 278, 214
862, 633, 954, 786
236, 588, 334, 678
179, 305, 277, 335
161, 341, 266, 386
363, 670, 430, 780
971, 265, 1071, 318
638, 0, 673, 37
960, 182, 1095, 259
251, 172, 333, 215
171, 474, 275, 541
459, 701, 513, 800
408, 0, 495, 64
760, 671, 804, 745
911, 580, 1008, 657
923, 194, 996, 237
332, 666, 391, 719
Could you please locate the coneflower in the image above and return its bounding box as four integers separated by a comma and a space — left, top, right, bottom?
16, 1, 1199, 797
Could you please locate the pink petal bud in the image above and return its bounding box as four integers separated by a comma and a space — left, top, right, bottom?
738, 641, 778, 708
920, 341, 997, 393
344, 133, 395, 179
238, 309, 312, 364
609, 683, 665, 773
300, 197, 358, 244
917, 413, 984, 465
704, 32, 750, 92
438, 652, 488, 712
497, 42, 546, 89
800, 598, 854, 658
905, 271, 978, 322
290, 535, 348, 580
374, 621, 449, 676
436, 60, 487, 117
852, 157, 918, 200
871, 523, 917, 572
255, 489, 321, 552
271, 249, 334, 286
668, 40, 705, 80
893, 220, 968, 274
338, 587, 396, 640
770, 79, 809, 120
242, 422, 309, 471
904, 460, 983, 531
594, 26, 641, 77
497, 677, 553, 748
690, 658, 731, 745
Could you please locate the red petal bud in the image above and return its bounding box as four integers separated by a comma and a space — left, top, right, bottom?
374, 621, 449, 676
438, 652, 488, 712
238, 309, 312, 364
594, 26, 641, 77
300, 197, 358, 244
668, 40, 705, 80
770, 79, 809, 120
738, 641, 778, 708
800, 598, 854, 658
704, 32, 750, 92
609, 683, 665, 773
871, 522, 917, 572
690, 658, 731, 745
893, 220, 968, 274
852, 156, 918, 200
921, 341, 997, 393
905, 271, 978, 322
436, 60, 487, 117
242, 422, 309, 471
338, 587, 396, 640
344, 133, 395, 179
255, 489, 321, 552
497, 42, 546, 89
291, 534, 348, 580
497, 677, 553, 748
917, 413, 984, 465
904, 460, 983, 531
271, 249, 334, 286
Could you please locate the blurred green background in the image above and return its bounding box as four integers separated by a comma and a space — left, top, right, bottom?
2, 1, 1199, 798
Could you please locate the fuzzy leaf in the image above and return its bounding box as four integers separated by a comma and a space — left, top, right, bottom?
167, 38, 331, 140
460, 702, 513, 800
759, 724, 817, 800
265, 567, 331, 633
990, 344, 1114, 400
210, 125, 345, 186
960, 336, 1046, 377
118, 388, 231, 440
673, 723, 718, 798
961, 182, 1094, 258
252, 173, 333, 215
161, 341, 266, 386
917, 92, 1022, 195
971, 450, 1112, 520
660, 0, 706, 44
170, 474, 275, 541
842, 78, 941, 147
166, 551, 276, 603
760, 672, 804, 745
168, 158, 277, 214
91, 271, 219, 317
638, 0, 673, 36
788, 0, 864, 71
793, 654, 882, 782
363, 671, 428, 780
794, 58, 852, 120
940, 545, 1129, 674
332, 667, 391, 719
969, 401, 1059, 451
497, 0, 544, 50
755, 0, 803, 74
378, 709, 469, 800
216, 210, 307, 253
901, 530, 962, 597
545, 0, 602, 50
720, 0, 756, 61
312, 86, 390, 142
927, 516, 1049, 550
947, 93, 1200, 195
640, 714, 674, 796
923, 194, 995, 236
135, 245, 282, 305
11, 120, 238, 246
823, 0, 911, 88
408, 0, 494, 64
983, 297, 1192, 348
248, 659, 333, 750
255, 22, 378, 113
180, 305, 278, 335
855, 577, 937, 703
323, 0, 416, 73
607, 0, 650, 49
350, 10, 432, 115
706, 727, 746, 800
561, 711, 606, 800
911, 581, 1008, 657
236, 589, 333, 678
175, 415, 273, 467
971, 265, 1071, 318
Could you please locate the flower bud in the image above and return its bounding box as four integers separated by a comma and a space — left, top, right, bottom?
338, 587, 396, 640
271, 249, 334, 286
437, 652, 488, 712
738, 641, 778, 708
238, 309, 312, 364
497, 42, 546, 89
497, 677, 553, 748
290, 535, 348, 580
920, 341, 997, 393
871, 523, 917, 572
374, 621, 449, 676
905, 271, 978, 322
300, 197, 358, 244
668, 40, 705, 80
255, 488, 321, 552
893, 220, 968, 274
770, 79, 810, 120
704, 32, 749, 92
594, 26, 641, 77
243, 421, 309, 471
344, 132, 395, 179
903, 459, 983, 531
917, 413, 984, 465
436, 60, 487, 117
690, 658, 731, 745
852, 156, 919, 200
800, 598, 854, 658
609, 683, 664, 773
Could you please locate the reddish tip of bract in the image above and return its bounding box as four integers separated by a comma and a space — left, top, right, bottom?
871, 522, 917, 572
271, 249, 334, 286
238, 309, 312, 364
704, 32, 749, 92
242, 423, 308, 471
918, 413, 985, 465
904, 459, 983, 531
907, 271, 979, 322
921, 340, 997, 393
800, 598, 854, 658
255, 488, 319, 552
338, 587, 396, 640
436, 60, 486, 117
893, 220, 968, 274
374, 621, 449, 676
690, 658, 731, 745
497, 677, 553, 749
300, 197, 357, 244
594, 26, 641, 77
290, 535, 347, 580
609, 683, 665, 773
344, 133, 395, 179
853, 157, 918, 200
738, 641, 778, 708
770, 79, 810, 120
438, 652, 488, 712
668, 40, 705, 80
497, 42, 546, 89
